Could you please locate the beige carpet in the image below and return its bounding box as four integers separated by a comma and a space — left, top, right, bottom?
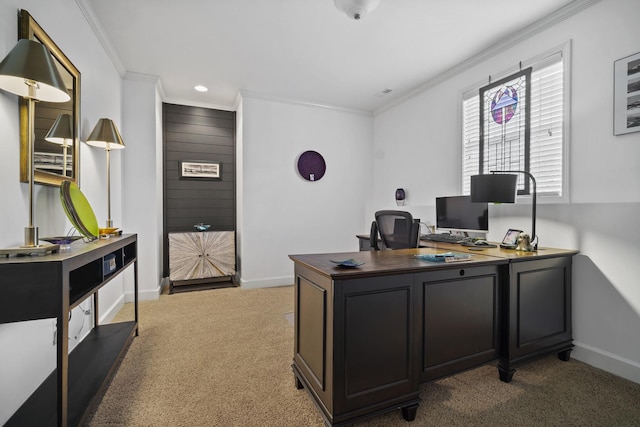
87, 286, 640, 427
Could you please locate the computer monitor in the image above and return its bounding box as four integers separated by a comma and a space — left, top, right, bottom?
435, 195, 489, 234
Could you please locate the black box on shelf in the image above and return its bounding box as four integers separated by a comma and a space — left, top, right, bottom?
103, 254, 116, 275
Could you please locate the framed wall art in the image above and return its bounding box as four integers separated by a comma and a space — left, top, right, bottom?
179, 160, 221, 179
614, 51, 640, 135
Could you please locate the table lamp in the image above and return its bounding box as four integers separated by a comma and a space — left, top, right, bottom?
45, 113, 73, 177
470, 170, 538, 251
86, 118, 125, 229
0, 39, 70, 249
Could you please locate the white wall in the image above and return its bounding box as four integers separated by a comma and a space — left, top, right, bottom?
238, 94, 373, 288
373, 0, 640, 383
122, 72, 164, 300
0, 0, 128, 423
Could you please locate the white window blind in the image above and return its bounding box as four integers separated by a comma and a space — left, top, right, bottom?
462, 52, 564, 197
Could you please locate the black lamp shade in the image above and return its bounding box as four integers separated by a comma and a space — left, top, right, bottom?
470, 174, 518, 203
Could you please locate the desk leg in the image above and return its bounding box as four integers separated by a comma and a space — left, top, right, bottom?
558, 349, 572, 361
294, 375, 304, 390
498, 363, 516, 383
401, 403, 419, 422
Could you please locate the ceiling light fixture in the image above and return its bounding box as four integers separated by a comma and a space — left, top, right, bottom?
194, 85, 208, 92
334, 0, 381, 20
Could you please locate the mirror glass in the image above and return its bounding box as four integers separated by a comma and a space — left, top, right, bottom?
19, 10, 80, 187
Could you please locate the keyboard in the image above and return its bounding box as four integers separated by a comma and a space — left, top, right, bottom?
421, 233, 465, 243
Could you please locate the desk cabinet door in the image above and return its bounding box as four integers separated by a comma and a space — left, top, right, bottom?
418, 265, 500, 382
333, 274, 421, 415
505, 257, 572, 362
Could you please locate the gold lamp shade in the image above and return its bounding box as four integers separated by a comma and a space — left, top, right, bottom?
45, 113, 74, 145
0, 38, 69, 102
45, 113, 74, 177
86, 118, 125, 150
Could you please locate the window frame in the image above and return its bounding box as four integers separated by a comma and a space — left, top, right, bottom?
459, 41, 571, 204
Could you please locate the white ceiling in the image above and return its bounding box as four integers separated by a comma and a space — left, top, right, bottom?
85, 0, 583, 113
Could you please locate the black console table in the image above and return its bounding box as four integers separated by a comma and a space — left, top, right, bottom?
0, 234, 138, 427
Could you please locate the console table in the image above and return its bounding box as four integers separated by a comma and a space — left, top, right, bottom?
290, 244, 577, 426
0, 234, 138, 427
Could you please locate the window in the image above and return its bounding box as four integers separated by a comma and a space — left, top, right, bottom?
462, 49, 566, 198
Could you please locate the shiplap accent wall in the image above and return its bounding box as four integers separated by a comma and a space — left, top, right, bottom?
163, 103, 236, 276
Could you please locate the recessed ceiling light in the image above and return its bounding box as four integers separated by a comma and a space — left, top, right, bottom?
194, 85, 208, 92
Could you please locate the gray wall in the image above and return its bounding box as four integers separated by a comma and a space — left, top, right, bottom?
163, 103, 236, 276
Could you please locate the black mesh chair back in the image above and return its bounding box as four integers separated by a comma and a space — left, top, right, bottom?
374, 210, 419, 249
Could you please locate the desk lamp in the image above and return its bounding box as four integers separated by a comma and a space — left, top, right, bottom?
0, 39, 70, 249
45, 113, 74, 177
86, 118, 125, 230
470, 170, 538, 251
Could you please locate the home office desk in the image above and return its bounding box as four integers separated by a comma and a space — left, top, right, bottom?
289, 243, 577, 426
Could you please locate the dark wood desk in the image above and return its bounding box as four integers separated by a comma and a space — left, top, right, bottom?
290, 244, 577, 426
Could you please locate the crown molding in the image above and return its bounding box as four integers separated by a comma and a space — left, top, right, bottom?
239, 90, 372, 117
76, 0, 126, 76
374, 0, 601, 116
162, 97, 236, 112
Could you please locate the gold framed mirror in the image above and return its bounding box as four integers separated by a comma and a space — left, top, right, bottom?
18, 9, 80, 187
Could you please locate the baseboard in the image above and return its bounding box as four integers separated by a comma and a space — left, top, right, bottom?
572, 341, 640, 385
240, 275, 293, 289
99, 294, 126, 324
126, 286, 162, 302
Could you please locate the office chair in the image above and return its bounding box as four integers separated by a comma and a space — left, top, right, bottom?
371, 210, 420, 250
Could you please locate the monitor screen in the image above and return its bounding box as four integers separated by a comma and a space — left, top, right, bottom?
435, 195, 489, 234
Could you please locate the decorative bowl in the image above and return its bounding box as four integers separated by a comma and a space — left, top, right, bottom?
39, 236, 84, 245
194, 223, 211, 231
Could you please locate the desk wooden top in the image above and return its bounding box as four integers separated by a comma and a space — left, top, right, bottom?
417, 240, 578, 261
289, 247, 507, 279
356, 234, 578, 262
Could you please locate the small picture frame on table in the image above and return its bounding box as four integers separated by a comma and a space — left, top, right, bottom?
613, 51, 640, 135
179, 160, 221, 180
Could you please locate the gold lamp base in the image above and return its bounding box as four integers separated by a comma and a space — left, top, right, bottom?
23, 225, 38, 247
0, 244, 60, 257
0, 227, 60, 257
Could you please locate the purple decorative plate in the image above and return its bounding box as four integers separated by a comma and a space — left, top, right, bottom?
39, 236, 84, 245
297, 150, 326, 182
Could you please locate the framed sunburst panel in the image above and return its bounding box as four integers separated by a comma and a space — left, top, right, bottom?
614, 51, 640, 135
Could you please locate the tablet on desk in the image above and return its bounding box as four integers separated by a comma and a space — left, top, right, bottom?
500, 229, 522, 249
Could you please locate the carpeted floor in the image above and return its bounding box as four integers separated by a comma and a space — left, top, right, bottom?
87, 285, 640, 426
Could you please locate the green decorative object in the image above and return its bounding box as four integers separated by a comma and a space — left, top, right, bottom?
60, 181, 99, 239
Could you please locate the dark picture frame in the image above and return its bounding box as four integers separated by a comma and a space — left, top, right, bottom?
614, 51, 640, 135
179, 160, 221, 179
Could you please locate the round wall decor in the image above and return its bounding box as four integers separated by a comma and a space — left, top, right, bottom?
296, 150, 326, 182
